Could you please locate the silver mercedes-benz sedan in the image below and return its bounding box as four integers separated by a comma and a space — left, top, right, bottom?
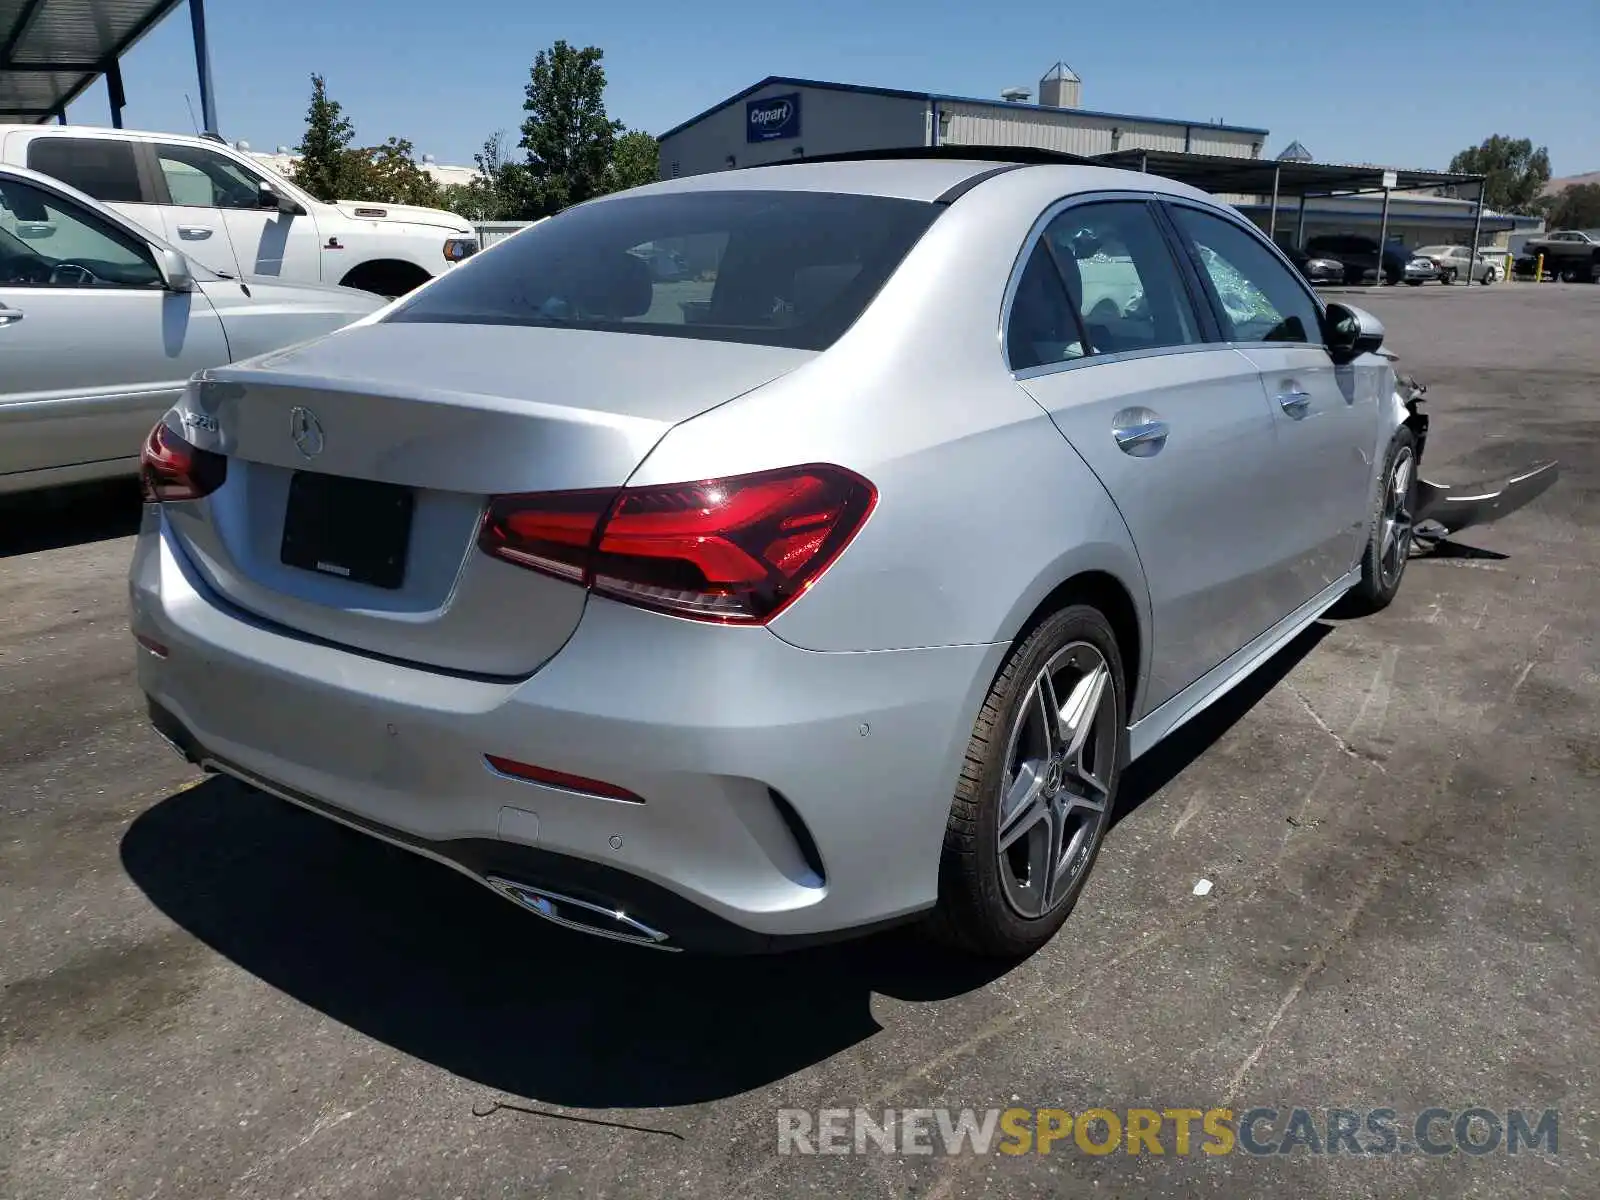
0, 164, 382, 495
130, 154, 1423, 957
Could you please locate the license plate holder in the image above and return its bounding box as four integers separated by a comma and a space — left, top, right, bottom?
280, 471, 414, 590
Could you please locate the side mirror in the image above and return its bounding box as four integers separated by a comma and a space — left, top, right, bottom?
258, 182, 304, 215
1324, 301, 1383, 364
153, 245, 194, 293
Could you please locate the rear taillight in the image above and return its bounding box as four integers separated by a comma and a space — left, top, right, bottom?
479, 464, 876, 624
140, 422, 227, 503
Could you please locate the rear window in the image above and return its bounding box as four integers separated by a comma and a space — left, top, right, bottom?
388, 190, 942, 350
26, 137, 144, 204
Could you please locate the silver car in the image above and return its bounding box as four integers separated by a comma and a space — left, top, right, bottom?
0, 164, 382, 495
131, 156, 1421, 958
1414, 244, 1500, 285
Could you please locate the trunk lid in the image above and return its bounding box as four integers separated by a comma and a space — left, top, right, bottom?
164, 322, 811, 676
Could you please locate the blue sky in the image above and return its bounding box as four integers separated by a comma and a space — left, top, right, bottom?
67, 0, 1598, 176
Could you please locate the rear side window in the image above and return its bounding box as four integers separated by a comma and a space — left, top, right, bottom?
388, 190, 942, 351
26, 137, 144, 204
1040, 200, 1202, 356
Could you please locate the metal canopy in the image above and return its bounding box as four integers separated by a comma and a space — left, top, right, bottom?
1094, 148, 1485, 198
0, 0, 214, 132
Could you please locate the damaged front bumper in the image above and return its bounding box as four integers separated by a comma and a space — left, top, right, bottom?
1399, 374, 1561, 540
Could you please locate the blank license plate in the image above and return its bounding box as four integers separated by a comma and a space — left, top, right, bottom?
280, 471, 414, 590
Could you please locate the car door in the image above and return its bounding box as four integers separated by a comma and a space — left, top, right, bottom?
1163, 200, 1376, 600
143, 142, 247, 278
1009, 196, 1292, 715
0, 174, 229, 477
152, 141, 321, 282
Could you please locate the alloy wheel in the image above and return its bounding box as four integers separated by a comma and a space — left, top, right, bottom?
1380, 446, 1415, 588
996, 642, 1117, 919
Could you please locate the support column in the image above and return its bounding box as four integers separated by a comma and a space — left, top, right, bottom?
190, 0, 218, 135
106, 58, 125, 128
1295, 194, 1307, 245
1466, 179, 1486, 287
1375, 188, 1391, 285
1267, 164, 1281, 241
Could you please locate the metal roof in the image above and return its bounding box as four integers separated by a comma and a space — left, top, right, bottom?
1095, 148, 1486, 197
0, 0, 183, 121
656, 75, 1272, 142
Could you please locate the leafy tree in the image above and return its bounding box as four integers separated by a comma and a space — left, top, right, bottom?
291, 74, 359, 201
357, 137, 441, 207
606, 129, 660, 193
519, 40, 623, 217
1545, 183, 1600, 231
1447, 136, 1552, 215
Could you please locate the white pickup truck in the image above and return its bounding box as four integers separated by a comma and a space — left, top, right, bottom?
0, 124, 478, 296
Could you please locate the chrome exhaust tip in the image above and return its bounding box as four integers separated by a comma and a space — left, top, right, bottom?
484, 876, 678, 951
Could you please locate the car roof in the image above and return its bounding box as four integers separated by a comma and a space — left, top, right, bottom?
609, 156, 1220, 206
0, 122, 220, 147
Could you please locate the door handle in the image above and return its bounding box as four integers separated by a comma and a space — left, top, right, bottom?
1111, 416, 1169, 456
0, 304, 23, 326
1277, 390, 1312, 417
176, 225, 213, 239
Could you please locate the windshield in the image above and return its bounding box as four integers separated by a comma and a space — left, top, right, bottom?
387, 189, 943, 350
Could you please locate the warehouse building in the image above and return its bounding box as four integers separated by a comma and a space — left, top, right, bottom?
655, 65, 1269, 180
655, 67, 1515, 258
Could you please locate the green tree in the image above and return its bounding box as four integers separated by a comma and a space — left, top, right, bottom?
1447, 135, 1552, 214
606, 129, 660, 193
290, 74, 358, 201
357, 137, 441, 207
518, 40, 623, 217
1545, 182, 1600, 231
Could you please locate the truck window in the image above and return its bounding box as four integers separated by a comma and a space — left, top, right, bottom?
25, 137, 145, 204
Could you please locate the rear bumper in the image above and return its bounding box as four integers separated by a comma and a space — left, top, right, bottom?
131, 513, 1005, 952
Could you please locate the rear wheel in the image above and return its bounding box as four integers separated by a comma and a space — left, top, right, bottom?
1348, 428, 1418, 613
931, 605, 1125, 958
1482, 266, 1498, 284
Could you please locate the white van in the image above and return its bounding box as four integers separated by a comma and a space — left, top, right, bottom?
0, 124, 478, 296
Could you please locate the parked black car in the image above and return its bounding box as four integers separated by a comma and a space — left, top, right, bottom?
1303, 234, 1416, 285
1273, 238, 1346, 285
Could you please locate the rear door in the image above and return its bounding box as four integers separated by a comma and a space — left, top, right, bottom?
0, 173, 229, 476
1162, 200, 1375, 598
21, 133, 172, 246
151, 141, 321, 281
1010, 196, 1294, 715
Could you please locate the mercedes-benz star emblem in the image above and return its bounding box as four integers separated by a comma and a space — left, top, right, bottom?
289, 406, 325, 459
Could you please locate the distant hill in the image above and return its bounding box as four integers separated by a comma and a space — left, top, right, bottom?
1544, 171, 1600, 195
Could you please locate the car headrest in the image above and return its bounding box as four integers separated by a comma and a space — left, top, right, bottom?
575, 250, 653, 319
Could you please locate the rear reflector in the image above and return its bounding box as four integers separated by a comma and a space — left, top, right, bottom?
140, 421, 227, 503
478, 464, 876, 624
484, 755, 645, 803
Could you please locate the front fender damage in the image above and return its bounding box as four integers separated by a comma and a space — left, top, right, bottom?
1398, 374, 1561, 541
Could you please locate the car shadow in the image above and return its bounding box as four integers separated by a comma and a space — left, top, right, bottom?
0, 478, 142, 559
121, 779, 1010, 1109
120, 624, 1327, 1109
1415, 538, 1510, 562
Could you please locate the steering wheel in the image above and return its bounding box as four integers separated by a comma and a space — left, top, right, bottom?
0, 253, 52, 285
48, 261, 102, 287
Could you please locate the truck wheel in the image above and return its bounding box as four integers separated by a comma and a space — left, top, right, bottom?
340, 260, 433, 299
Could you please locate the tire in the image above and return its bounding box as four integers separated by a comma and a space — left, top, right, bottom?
1482, 266, 1497, 285
339, 260, 433, 299
1348, 428, 1419, 614
1440, 268, 1456, 285
1560, 267, 1580, 283
931, 604, 1126, 958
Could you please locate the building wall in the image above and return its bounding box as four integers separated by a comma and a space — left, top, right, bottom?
657, 84, 929, 180
938, 102, 1260, 158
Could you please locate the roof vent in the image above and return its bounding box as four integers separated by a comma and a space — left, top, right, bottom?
1000, 86, 1032, 103
1039, 61, 1081, 108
